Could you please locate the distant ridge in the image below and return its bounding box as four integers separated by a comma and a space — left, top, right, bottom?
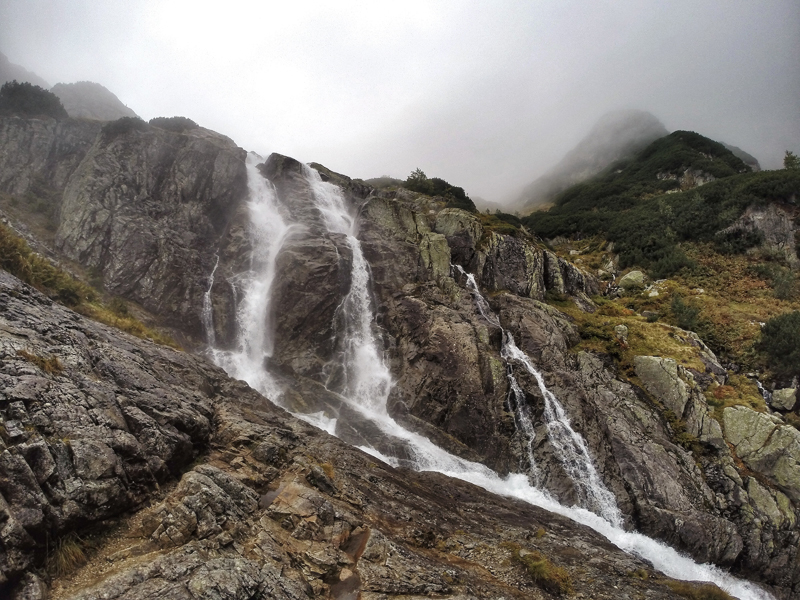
51, 81, 138, 121
514, 109, 668, 213
0, 51, 50, 88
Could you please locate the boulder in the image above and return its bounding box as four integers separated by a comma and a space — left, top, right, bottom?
772, 388, 797, 412
618, 270, 645, 290
634, 356, 689, 417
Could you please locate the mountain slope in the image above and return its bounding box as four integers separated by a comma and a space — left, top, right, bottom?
524, 130, 799, 277
513, 109, 668, 212
0, 51, 49, 88
1, 111, 798, 599
51, 81, 138, 121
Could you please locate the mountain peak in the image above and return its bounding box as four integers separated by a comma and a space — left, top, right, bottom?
515, 109, 668, 212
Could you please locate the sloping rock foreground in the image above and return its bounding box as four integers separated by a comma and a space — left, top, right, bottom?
1, 269, 712, 599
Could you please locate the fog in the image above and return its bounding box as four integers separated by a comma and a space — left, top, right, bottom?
1, 0, 798, 203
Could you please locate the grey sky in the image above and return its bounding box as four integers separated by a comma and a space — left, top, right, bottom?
1, 0, 798, 203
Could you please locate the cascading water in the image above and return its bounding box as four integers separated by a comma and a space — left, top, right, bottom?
298, 169, 771, 599
455, 264, 620, 525
506, 369, 544, 485
303, 165, 392, 412
208, 152, 296, 401
502, 333, 622, 526
201, 253, 219, 346
210, 158, 773, 600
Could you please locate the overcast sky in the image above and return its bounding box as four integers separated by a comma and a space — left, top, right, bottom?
2, 0, 798, 203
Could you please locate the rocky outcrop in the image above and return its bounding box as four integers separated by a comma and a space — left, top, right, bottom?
55, 124, 248, 340
0, 269, 213, 588
51, 81, 138, 122
723, 406, 800, 504
432, 207, 598, 300
717, 203, 799, 266
0, 269, 706, 600
772, 388, 797, 412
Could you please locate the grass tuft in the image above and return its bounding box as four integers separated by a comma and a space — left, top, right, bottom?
510, 546, 573, 596
48, 532, 88, 577
666, 580, 735, 600
16, 349, 63, 375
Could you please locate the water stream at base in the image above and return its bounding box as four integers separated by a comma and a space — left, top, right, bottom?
208, 159, 773, 600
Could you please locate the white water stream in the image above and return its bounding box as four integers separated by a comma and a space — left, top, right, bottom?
206, 159, 773, 600
201, 253, 219, 347
456, 264, 620, 525
207, 152, 297, 400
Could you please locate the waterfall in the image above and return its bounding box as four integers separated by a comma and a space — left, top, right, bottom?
502, 333, 622, 526
211, 159, 773, 600
208, 152, 296, 401
455, 264, 620, 525
202, 253, 219, 346
506, 366, 544, 486
303, 164, 392, 412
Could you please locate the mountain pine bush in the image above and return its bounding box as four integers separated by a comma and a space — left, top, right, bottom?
758, 311, 800, 379
0, 80, 68, 119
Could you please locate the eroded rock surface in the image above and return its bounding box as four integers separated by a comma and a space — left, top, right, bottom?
55, 124, 247, 338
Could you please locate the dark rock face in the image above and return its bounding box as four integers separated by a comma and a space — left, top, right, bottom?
0, 270, 213, 587
55, 125, 248, 339
0, 115, 101, 197
0, 269, 699, 600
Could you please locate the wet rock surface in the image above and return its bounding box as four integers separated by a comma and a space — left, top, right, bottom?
55, 124, 248, 339
0, 269, 698, 600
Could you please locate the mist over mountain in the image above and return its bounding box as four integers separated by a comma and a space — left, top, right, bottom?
0, 51, 49, 88
513, 109, 669, 212
51, 81, 138, 121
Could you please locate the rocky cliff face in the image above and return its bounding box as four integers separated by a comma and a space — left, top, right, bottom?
1, 117, 799, 598
0, 115, 101, 198
55, 123, 247, 340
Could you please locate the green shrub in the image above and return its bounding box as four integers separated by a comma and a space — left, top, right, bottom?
751, 263, 797, 300
149, 116, 199, 132
102, 116, 148, 140
0, 80, 68, 119
523, 130, 800, 279
670, 295, 700, 331
403, 168, 476, 212
758, 311, 800, 379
